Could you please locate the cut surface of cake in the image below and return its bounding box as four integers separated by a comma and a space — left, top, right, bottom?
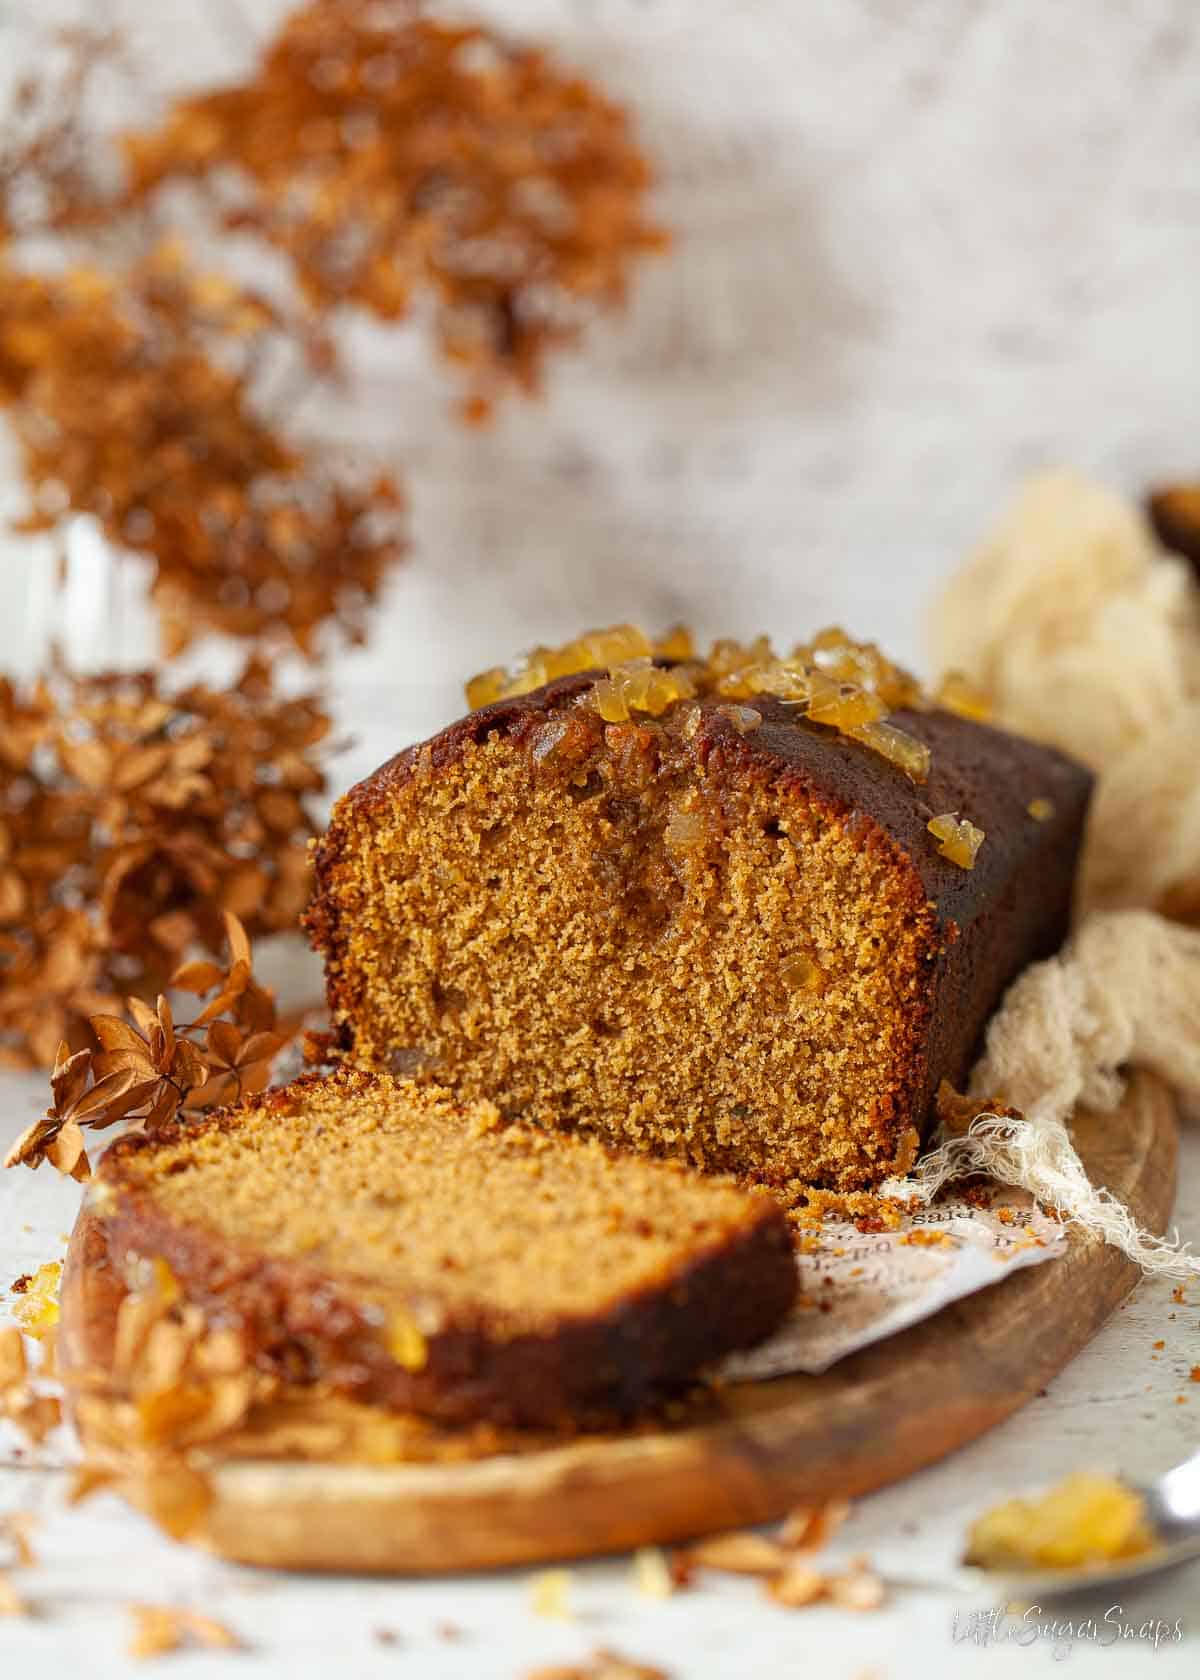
306, 629, 1093, 1196
95, 1071, 797, 1426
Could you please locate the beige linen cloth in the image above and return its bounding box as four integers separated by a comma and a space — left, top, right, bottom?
916, 472, 1200, 1276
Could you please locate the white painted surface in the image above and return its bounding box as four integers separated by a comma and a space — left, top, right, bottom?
0, 0, 1198, 1673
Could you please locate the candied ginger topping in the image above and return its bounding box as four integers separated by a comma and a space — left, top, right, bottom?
935, 670, 993, 723
466, 624, 671, 710
589, 659, 698, 722
965, 1472, 1155, 1572
927, 812, 986, 870
702, 625, 931, 780
466, 621, 941, 780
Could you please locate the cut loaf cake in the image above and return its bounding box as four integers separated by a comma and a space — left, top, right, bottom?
307, 630, 1093, 1196
95, 1070, 797, 1426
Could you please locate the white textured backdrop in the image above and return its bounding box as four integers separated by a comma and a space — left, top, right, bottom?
2, 0, 1198, 771
1, 8, 1200, 1676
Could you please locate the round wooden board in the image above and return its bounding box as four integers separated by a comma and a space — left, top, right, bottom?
61, 1072, 1178, 1575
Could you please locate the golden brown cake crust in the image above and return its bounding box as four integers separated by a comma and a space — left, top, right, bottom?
307, 675, 1092, 1192
95, 1071, 797, 1428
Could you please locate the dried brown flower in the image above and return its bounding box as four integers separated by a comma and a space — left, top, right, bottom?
62, 1260, 270, 1543
6, 911, 286, 1177
0, 28, 123, 246
0, 661, 326, 1067
121, 0, 666, 420
0, 246, 403, 655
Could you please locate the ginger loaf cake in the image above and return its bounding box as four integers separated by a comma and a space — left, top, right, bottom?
94, 1070, 797, 1427
306, 627, 1093, 1197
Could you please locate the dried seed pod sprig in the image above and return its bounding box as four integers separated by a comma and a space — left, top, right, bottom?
0, 660, 328, 1067
0, 27, 124, 246
5, 912, 285, 1179
0, 246, 402, 655
121, 0, 666, 420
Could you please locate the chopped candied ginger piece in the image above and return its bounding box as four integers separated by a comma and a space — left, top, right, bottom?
529, 1568, 573, 1619
707, 635, 773, 681
665, 808, 706, 851
936, 670, 992, 723
1027, 796, 1056, 822
589, 659, 697, 722
386, 1313, 428, 1371
465, 624, 696, 709
9, 1262, 62, 1336
849, 721, 931, 783
780, 954, 823, 993
927, 812, 985, 869
591, 675, 630, 723
798, 626, 925, 710
654, 623, 696, 662
965, 1472, 1156, 1572
464, 665, 510, 710
806, 682, 887, 732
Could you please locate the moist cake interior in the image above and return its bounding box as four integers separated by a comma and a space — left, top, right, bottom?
110, 1078, 777, 1325
321, 707, 938, 1191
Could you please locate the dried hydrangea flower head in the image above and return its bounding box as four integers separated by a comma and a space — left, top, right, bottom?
0, 246, 404, 655
0, 660, 326, 1067
0, 27, 123, 246
121, 0, 667, 419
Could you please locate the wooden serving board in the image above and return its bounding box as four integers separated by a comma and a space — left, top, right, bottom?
61, 1072, 1178, 1575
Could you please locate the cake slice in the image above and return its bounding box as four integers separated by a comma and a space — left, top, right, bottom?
94, 1071, 797, 1427
306, 628, 1093, 1195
